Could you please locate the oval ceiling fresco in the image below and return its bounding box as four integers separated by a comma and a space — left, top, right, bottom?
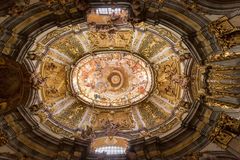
71, 51, 154, 108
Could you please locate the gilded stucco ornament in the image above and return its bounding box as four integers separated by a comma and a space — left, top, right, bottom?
80, 125, 96, 140
40, 0, 84, 15
103, 120, 121, 139
209, 16, 240, 50
138, 101, 169, 128
26, 22, 191, 140
209, 114, 240, 149
8, 0, 30, 16
87, 30, 133, 51
37, 111, 48, 123
144, 0, 165, 14
91, 109, 135, 131
207, 51, 240, 62
176, 100, 191, 120
27, 43, 45, 61
0, 1, 240, 159
29, 103, 46, 114
139, 128, 152, 139
154, 57, 182, 103
172, 0, 205, 15
179, 53, 192, 62
0, 129, 8, 146
30, 72, 47, 90
205, 98, 239, 109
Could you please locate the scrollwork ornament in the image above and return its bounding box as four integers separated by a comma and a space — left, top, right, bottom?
178, 0, 203, 15
80, 125, 96, 140
209, 127, 235, 149
176, 100, 191, 120
37, 111, 48, 123
144, 0, 165, 12
207, 51, 240, 62
209, 113, 240, 148
219, 114, 240, 135
40, 0, 75, 15
8, 0, 30, 17
139, 128, 152, 139
0, 129, 8, 146
29, 103, 46, 114
208, 16, 240, 51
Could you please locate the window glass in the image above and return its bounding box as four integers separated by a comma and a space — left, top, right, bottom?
96, 8, 122, 15
95, 146, 126, 155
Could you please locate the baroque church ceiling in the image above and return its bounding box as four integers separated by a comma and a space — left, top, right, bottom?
29, 22, 191, 140
0, 0, 240, 160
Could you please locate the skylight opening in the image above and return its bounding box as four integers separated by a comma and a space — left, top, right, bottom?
95, 146, 126, 155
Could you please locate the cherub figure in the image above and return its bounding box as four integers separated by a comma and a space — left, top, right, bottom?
30, 72, 47, 89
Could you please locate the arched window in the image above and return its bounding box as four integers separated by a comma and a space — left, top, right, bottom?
95, 146, 126, 155
96, 8, 122, 15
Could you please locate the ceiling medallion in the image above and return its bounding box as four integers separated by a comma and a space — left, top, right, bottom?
70, 51, 154, 108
